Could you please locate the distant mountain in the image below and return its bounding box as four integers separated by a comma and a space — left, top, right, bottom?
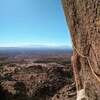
0, 45, 72, 50
0, 46, 73, 56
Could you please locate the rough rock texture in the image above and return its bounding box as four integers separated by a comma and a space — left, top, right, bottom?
51, 83, 76, 100
62, 0, 100, 99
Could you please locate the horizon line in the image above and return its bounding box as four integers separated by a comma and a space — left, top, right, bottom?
0, 45, 72, 49
0, 43, 72, 48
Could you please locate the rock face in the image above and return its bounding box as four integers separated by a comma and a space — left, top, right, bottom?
51, 83, 76, 100
62, 0, 100, 99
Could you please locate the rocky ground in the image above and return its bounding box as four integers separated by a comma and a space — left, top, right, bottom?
0, 49, 76, 100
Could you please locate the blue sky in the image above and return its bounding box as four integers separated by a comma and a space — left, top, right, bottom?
0, 0, 72, 48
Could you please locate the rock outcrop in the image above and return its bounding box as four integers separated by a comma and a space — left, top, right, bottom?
62, 0, 100, 99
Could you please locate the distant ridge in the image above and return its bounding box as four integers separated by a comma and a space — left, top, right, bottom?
0, 45, 72, 50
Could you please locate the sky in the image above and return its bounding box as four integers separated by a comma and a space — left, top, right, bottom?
0, 0, 72, 48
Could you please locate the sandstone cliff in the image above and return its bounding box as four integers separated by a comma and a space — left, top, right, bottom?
62, 0, 100, 99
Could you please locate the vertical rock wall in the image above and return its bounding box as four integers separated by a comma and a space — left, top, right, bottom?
62, 0, 100, 99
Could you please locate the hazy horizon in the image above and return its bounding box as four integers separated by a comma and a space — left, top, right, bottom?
0, 44, 72, 49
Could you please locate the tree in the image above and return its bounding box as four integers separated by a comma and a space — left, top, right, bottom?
14, 82, 28, 100
62, 0, 100, 100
